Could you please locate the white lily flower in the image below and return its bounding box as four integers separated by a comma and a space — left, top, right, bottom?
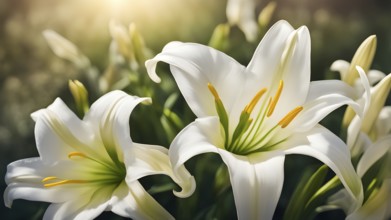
326, 69, 391, 218
328, 106, 391, 220
146, 20, 367, 219
226, 0, 258, 42
4, 90, 194, 220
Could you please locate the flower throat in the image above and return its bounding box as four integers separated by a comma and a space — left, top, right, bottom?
208, 80, 303, 155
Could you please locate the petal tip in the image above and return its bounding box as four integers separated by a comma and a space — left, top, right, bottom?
145, 60, 162, 83
172, 175, 196, 198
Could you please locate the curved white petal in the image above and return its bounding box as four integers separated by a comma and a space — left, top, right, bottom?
330, 60, 350, 80
376, 106, 391, 136
356, 135, 391, 177
125, 143, 195, 198
84, 90, 150, 164
32, 98, 92, 163
247, 21, 311, 110
367, 69, 386, 86
169, 117, 222, 197
43, 186, 112, 220
218, 149, 285, 220
110, 181, 174, 220
283, 125, 364, 212
290, 80, 362, 132
347, 122, 372, 158
145, 41, 256, 119
247, 20, 293, 78
4, 158, 87, 207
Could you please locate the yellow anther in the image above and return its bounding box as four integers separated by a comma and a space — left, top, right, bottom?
244, 88, 267, 114
42, 176, 58, 183
68, 151, 88, 159
267, 80, 284, 117
207, 83, 220, 101
42, 176, 87, 188
43, 179, 87, 188
278, 106, 303, 128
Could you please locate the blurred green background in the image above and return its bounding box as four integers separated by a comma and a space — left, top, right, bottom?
1, 0, 391, 219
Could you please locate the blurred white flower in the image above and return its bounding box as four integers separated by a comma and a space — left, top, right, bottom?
43, 30, 90, 69
4, 90, 194, 220
226, 0, 258, 42
146, 20, 367, 219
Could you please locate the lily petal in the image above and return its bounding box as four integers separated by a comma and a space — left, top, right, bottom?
125, 143, 195, 198
110, 181, 174, 220
84, 90, 150, 164
367, 70, 386, 86
376, 106, 391, 136
283, 125, 364, 212
32, 98, 92, 163
218, 149, 285, 220
4, 158, 85, 207
169, 117, 222, 196
290, 80, 362, 132
330, 60, 350, 80
43, 186, 112, 220
146, 41, 255, 118
356, 135, 391, 177
247, 21, 311, 109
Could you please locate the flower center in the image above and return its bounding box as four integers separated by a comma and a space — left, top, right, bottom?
208, 80, 303, 155
42, 151, 126, 188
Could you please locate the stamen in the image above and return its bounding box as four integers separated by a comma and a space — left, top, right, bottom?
42, 176, 87, 188
267, 80, 284, 117
207, 83, 220, 101
278, 106, 303, 128
68, 152, 88, 159
207, 83, 229, 146
42, 176, 58, 182
44, 180, 87, 188
244, 88, 267, 114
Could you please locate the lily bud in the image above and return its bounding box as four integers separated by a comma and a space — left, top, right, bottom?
258, 1, 277, 30
43, 30, 90, 69
129, 23, 149, 65
208, 23, 231, 51
361, 73, 391, 134
68, 80, 89, 117
345, 35, 377, 86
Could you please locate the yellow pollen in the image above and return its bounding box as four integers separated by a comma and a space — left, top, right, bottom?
207, 83, 220, 100
267, 80, 284, 117
68, 151, 88, 159
278, 106, 304, 128
42, 176, 58, 182
42, 176, 87, 188
244, 88, 267, 114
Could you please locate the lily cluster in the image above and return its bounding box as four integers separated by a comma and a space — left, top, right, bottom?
4, 20, 391, 220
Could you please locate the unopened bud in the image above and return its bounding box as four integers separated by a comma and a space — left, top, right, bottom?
345, 35, 377, 85
69, 80, 89, 117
